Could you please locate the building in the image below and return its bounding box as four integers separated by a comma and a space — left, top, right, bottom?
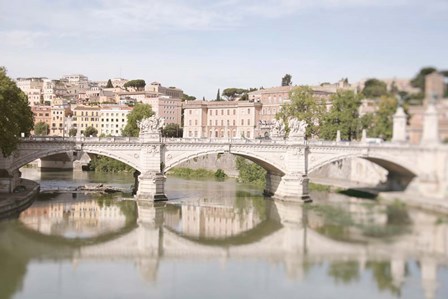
49, 106, 66, 136
16, 77, 45, 106
183, 100, 262, 138
61, 74, 89, 89
408, 72, 448, 144
425, 72, 446, 103
146, 97, 182, 125
72, 105, 101, 136
146, 82, 183, 99
31, 106, 51, 134
99, 105, 133, 136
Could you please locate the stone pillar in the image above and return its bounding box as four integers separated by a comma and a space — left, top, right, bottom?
336, 130, 341, 142
361, 129, 367, 142
265, 145, 311, 202
421, 102, 439, 145
136, 116, 167, 201
392, 106, 407, 143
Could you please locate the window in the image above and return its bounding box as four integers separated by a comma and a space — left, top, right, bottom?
248, 119, 250, 125
233, 120, 236, 126
221, 110, 223, 115
233, 109, 236, 115
247, 108, 250, 114
241, 119, 244, 126
209, 120, 212, 126
195, 120, 198, 125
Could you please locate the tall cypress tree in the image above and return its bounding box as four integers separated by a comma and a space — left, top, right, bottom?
216, 89, 221, 101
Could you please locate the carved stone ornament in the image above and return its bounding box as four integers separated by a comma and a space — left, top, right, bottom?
138, 116, 165, 135
270, 119, 286, 137
288, 117, 307, 137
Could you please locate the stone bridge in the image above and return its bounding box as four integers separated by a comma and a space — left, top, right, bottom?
0, 131, 447, 201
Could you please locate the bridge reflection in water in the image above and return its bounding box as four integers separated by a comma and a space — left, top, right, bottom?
1, 193, 447, 299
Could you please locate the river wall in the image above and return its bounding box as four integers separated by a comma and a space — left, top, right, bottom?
0, 179, 39, 219
177, 153, 387, 185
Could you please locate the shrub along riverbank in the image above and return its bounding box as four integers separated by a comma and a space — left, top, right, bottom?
168, 167, 227, 180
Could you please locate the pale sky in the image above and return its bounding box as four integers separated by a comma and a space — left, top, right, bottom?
1, 0, 447, 99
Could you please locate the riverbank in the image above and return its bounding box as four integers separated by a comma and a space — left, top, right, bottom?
312, 177, 448, 214
0, 179, 39, 219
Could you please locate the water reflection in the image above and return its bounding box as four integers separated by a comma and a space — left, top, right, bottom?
1, 190, 447, 299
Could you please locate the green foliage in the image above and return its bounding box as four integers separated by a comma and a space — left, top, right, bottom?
122, 103, 154, 137
214, 169, 227, 180
386, 200, 411, 225
362, 78, 388, 98
0, 67, 34, 157
168, 167, 216, 179
276, 86, 325, 138
124, 79, 146, 91
162, 123, 182, 137
222, 88, 247, 101
34, 122, 49, 136
235, 157, 266, 186
84, 126, 98, 137
364, 96, 398, 140
328, 261, 360, 284
366, 261, 401, 296
410, 66, 437, 91
106, 79, 114, 88
216, 88, 221, 101
309, 182, 331, 192
88, 155, 134, 172
69, 128, 77, 137
281, 74, 292, 86
182, 93, 196, 101
320, 90, 362, 141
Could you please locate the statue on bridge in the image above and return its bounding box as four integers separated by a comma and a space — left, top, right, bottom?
271, 119, 286, 139
288, 117, 307, 140
138, 116, 165, 134
138, 116, 165, 141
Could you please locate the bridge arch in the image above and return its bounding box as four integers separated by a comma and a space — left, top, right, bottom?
308, 152, 417, 190
11, 147, 141, 173
164, 148, 286, 175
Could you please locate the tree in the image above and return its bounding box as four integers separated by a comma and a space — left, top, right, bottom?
216, 89, 221, 101
364, 96, 398, 140
276, 86, 325, 138
362, 78, 388, 98
162, 123, 182, 137
222, 88, 246, 101
34, 122, 49, 136
0, 67, 34, 157
124, 79, 146, 91
410, 66, 437, 91
84, 126, 98, 137
182, 93, 196, 101
122, 103, 154, 137
282, 74, 292, 86
68, 128, 77, 137
320, 90, 362, 141
106, 79, 114, 88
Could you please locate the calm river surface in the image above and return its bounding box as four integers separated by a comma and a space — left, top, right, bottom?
0, 168, 447, 299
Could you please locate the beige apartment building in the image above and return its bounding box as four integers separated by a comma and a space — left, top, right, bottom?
146, 97, 182, 125
99, 105, 133, 136
72, 105, 101, 136
31, 106, 51, 135
183, 100, 262, 138
49, 106, 66, 136
146, 82, 183, 98
16, 77, 45, 106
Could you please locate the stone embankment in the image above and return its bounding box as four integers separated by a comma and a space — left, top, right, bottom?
0, 179, 39, 219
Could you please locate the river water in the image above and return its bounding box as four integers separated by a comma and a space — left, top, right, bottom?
0, 168, 447, 299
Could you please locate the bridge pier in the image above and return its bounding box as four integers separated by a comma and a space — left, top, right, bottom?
264, 172, 310, 202
136, 171, 167, 201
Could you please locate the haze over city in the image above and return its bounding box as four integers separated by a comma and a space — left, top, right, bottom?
1, 0, 447, 98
